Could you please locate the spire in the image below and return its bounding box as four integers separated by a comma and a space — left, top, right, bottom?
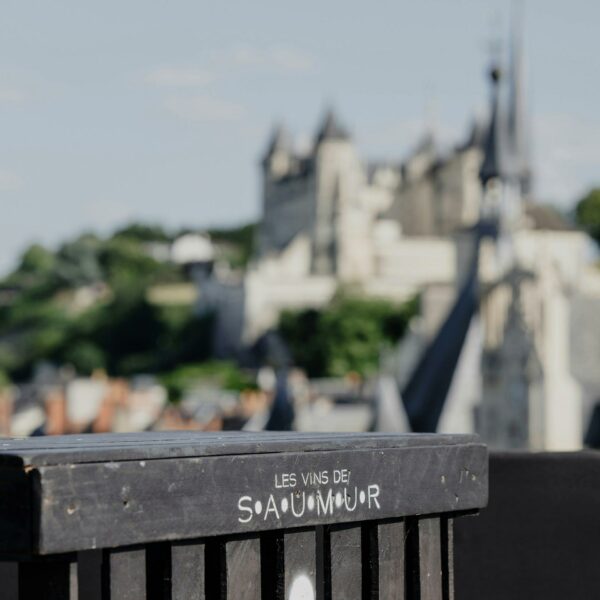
507, 3, 532, 193
479, 64, 509, 185
262, 123, 291, 168
315, 108, 350, 144
264, 124, 290, 156
413, 130, 436, 157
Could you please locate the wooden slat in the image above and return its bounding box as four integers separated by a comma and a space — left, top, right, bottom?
329, 525, 362, 600
69, 562, 78, 599
0, 562, 18, 600
171, 541, 205, 600
108, 548, 146, 600
34, 443, 487, 554
284, 529, 316, 600
0, 432, 481, 467
18, 559, 71, 599
418, 517, 443, 600
377, 521, 405, 599
225, 538, 261, 600
77, 551, 103, 600
361, 521, 406, 598
441, 518, 454, 600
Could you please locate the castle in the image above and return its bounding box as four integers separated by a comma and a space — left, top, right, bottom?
198, 28, 600, 450
216, 109, 487, 348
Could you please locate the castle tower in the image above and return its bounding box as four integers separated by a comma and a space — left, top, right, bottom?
258, 124, 298, 258
312, 109, 356, 276
261, 124, 293, 179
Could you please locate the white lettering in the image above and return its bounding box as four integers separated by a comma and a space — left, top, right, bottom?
291, 492, 305, 517
317, 489, 334, 516
275, 473, 295, 488
344, 486, 358, 511
238, 468, 382, 525
264, 494, 280, 520
238, 495, 253, 523
367, 485, 381, 509
333, 469, 349, 484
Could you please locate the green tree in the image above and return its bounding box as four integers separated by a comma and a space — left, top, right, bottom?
278, 294, 418, 377
576, 188, 600, 245
160, 360, 255, 403
99, 236, 171, 296
0, 369, 11, 391
62, 341, 106, 375
279, 309, 327, 377
207, 223, 256, 268
113, 223, 171, 243
17, 244, 56, 277
55, 234, 103, 286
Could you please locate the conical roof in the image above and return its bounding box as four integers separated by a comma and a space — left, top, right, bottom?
265, 124, 291, 154
262, 124, 292, 166
316, 108, 350, 144
479, 66, 510, 184
413, 130, 436, 156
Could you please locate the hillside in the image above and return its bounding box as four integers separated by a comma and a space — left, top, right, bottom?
0, 222, 255, 382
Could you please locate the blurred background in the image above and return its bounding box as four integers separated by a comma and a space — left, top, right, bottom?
0, 1, 599, 447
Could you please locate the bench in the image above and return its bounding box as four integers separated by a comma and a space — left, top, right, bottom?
0, 432, 487, 599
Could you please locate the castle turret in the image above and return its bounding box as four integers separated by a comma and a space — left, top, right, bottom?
315, 108, 350, 145
262, 124, 293, 179
312, 108, 360, 276
479, 65, 508, 188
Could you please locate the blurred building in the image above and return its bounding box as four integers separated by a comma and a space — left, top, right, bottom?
396, 29, 600, 451
198, 107, 478, 353
198, 24, 600, 450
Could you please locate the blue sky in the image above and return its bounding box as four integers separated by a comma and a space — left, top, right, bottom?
1, 0, 599, 274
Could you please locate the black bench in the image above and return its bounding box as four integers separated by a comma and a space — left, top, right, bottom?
0, 432, 487, 599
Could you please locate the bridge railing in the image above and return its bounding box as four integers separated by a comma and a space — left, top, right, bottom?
0, 431, 488, 599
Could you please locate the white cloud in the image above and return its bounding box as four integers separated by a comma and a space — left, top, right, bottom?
0, 170, 22, 191
144, 67, 213, 87
534, 113, 600, 205
0, 87, 25, 104
228, 44, 314, 73
144, 44, 312, 90
164, 94, 245, 122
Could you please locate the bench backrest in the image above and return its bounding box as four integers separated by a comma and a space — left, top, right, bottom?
0, 431, 487, 599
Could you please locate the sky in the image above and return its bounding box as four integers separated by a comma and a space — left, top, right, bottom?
1, 0, 599, 274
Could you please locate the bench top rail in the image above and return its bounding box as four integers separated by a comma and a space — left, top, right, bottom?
0, 432, 488, 556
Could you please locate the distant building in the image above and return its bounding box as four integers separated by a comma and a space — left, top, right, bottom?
404, 30, 600, 451
199, 107, 479, 353
171, 233, 215, 266
198, 24, 600, 451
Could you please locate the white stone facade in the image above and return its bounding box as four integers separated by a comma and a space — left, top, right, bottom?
215, 110, 476, 350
